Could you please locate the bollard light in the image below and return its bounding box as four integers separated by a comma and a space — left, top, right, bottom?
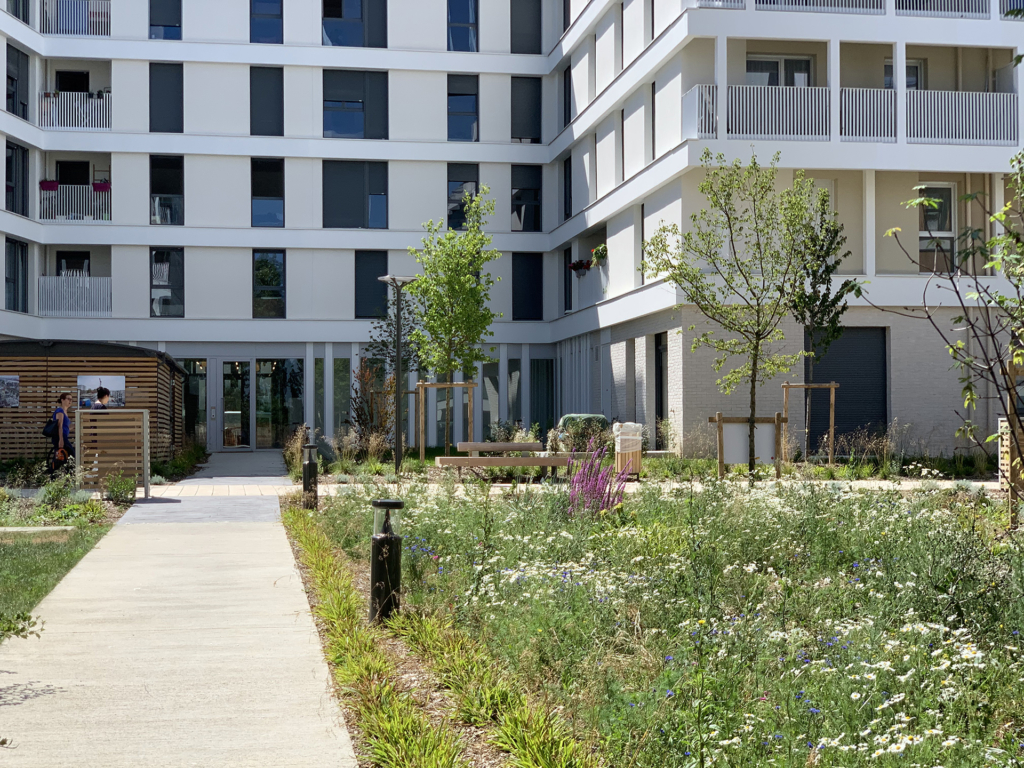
369, 498, 403, 623
302, 442, 318, 509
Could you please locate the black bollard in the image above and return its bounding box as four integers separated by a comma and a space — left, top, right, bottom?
369, 498, 403, 623
302, 442, 318, 509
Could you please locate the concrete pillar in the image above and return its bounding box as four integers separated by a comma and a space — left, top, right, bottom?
895, 41, 907, 145
453, 370, 465, 444
635, 335, 656, 427
715, 36, 727, 141
667, 328, 684, 453
303, 343, 316, 432
324, 342, 334, 442
993, 172, 1005, 239
828, 39, 841, 142
600, 330, 612, 418
863, 169, 876, 276
521, 344, 532, 429
498, 344, 509, 421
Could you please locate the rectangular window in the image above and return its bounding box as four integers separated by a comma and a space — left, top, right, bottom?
150, 155, 184, 225
512, 253, 543, 321
250, 67, 284, 136
253, 250, 285, 318
180, 359, 207, 445
5, 238, 27, 313
8, 0, 29, 24
510, 0, 541, 54
562, 66, 571, 127
562, 247, 572, 313
448, 75, 479, 142
511, 77, 542, 143
884, 60, 924, 91
447, 163, 478, 230
323, 160, 388, 229
149, 62, 184, 133
56, 250, 89, 275
447, 0, 477, 52
919, 185, 955, 273
150, 247, 184, 317
252, 158, 284, 228
5, 141, 27, 216
55, 71, 88, 92
354, 250, 388, 318
323, 70, 388, 139
530, 358, 555, 434
563, 157, 572, 221
333, 357, 351, 434
323, 0, 386, 48
563, 0, 571, 31
251, 0, 283, 43
511, 165, 542, 232
150, 0, 182, 39
745, 56, 812, 87
6, 43, 28, 120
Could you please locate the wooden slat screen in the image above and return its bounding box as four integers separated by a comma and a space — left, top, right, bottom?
76, 409, 150, 494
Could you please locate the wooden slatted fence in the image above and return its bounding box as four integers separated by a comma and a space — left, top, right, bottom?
75, 409, 151, 497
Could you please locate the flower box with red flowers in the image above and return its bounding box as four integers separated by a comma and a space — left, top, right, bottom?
569, 259, 592, 276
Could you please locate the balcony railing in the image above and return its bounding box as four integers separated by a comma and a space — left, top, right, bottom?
42, 0, 110, 35
40, 184, 112, 222
683, 85, 718, 139
696, 0, 745, 7
39, 92, 111, 131
727, 85, 830, 140
841, 88, 896, 142
755, 0, 883, 12
896, 0, 988, 15
151, 195, 184, 226
38, 274, 112, 318
1002, 0, 1024, 16
908, 90, 1019, 145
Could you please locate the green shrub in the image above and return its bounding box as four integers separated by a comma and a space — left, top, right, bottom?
104, 470, 137, 506
36, 474, 76, 510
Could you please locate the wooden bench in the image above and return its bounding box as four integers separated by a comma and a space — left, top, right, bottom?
436, 442, 570, 476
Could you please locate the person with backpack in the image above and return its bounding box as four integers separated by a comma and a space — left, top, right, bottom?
46, 392, 75, 477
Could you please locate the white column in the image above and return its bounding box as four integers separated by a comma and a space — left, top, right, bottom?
498, 344, 509, 421
715, 35, 728, 140
828, 39, 841, 143
521, 344, 532, 430
473, 362, 484, 441
863, 170, 876, 276
304, 342, 315, 432
324, 342, 334, 443
895, 41, 907, 145
885, 0, 895, 14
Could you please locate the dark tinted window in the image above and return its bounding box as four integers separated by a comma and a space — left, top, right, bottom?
510, 0, 541, 54
252, 158, 284, 228
563, 157, 572, 220
512, 253, 543, 321
253, 250, 285, 318
323, 0, 386, 47
448, 74, 478, 142
5, 141, 27, 216
511, 77, 541, 143
562, 247, 572, 313
8, 0, 29, 23
323, 70, 388, 139
6, 44, 28, 120
150, 0, 182, 39
447, 0, 477, 52
251, 0, 283, 44
5, 238, 27, 313
354, 250, 388, 318
150, 63, 184, 133
151, 248, 184, 317
323, 161, 387, 229
562, 66, 571, 127
150, 155, 184, 225
250, 67, 284, 136
447, 163, 478, 230
511, 165, 542, 233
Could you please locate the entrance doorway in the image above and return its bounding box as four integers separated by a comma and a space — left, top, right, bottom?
214, 357, 304, 452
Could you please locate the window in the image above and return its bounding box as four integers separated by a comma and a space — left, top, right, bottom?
57, 251, 90, 275
447, 163, 478, 230
323, 161, 387, 228
562, 247, 572, 313
562, 66, 572, 126
55, 71, 88, 92
563, 157, 572, 221
918, 185, 955, 273
323, 0, 387, 47
150, 0, 182, 39
884, 60, 924, 91
56, 160, 89, 186
448, 75, 478, 142
250, 67, 283, 136
6, 43, 28, 120
530, 358, 556, 434
745, 56, 812, 87
150, 248, 184, 317
251, 0, 283, 44
510, 0, 541, 54
5, 238, 27, 313
563, 0, 571, 31
512, 253, 543, 320
7, 0, 29, 24
150, 63, 184, 133
5, 141, 27, 216
447, 0, 477, 52
323, 70, 388, 139
511, 77, 541, 143
512, 165, 542, 232
252, 158, 284, 228
253, 250, 285, 318
354, 250, 388, 318
151, 155, 184, 225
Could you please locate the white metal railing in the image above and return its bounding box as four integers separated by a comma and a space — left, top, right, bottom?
40, 185, 112, 222
38, 92, 111, 130
38, 274, 112, 318
841, 88, 896, 142
695, 0, 745, 8
683, 85, 718, 139
907, 90, 1019, 145
727, 85, 830, 140
896, 0, 988, 15
41, 0, 110, 35
1002, 0, 1024, 16
755, 0, 883, 12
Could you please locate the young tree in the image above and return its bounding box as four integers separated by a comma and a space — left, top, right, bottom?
788, 189, 861, 457
642, 150, 816, 474
406, 187, 500, 455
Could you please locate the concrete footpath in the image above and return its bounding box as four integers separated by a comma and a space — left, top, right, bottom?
0, 492, 356, 767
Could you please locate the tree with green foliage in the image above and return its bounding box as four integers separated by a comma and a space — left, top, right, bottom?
788, 189, 862, 457
406, 187, 500, 455
643, 150, 818, 475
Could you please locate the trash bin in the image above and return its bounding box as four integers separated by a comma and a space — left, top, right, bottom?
614, 422, 643, 476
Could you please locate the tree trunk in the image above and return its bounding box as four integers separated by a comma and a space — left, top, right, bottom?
748, 347, 759, 480
444, 385, 452, 456
805, 357, 815, 459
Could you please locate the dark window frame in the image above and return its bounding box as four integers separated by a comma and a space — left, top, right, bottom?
6, 43, 29, 120
250, 66, 284, 136
150, 247, 185, 318
512, 252, 544, 321
251, 157, 285, 228
149, 62, 184, 133
447, 163, 479, 230
562, 65, 572, 127
511, 165, 542, 233
251, 0, 283, 44
447, 0, 478, 52
5, 141, 28, 217
150, 154, 185, 226
354, 250, 388, 319
5, 237, 28, 313
562, 247, 572, 313
562, 156, 572, 221
150, 0, 182, 39
253, 249, 286, 318
323, 70, 388, 140
447, 74, 479, 143
322, 160, 388, 229
510, 76, 542, 144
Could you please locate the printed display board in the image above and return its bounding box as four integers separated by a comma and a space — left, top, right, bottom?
0, 375, 18, 407
78, 375, 126, 408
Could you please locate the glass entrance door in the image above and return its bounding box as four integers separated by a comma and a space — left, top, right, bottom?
222, 360, 252, 450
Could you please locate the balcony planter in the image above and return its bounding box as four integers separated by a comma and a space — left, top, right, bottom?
569, 259, 592, 276
92, 182, 111, 193
590, 243, 608, 269
40, 180, 59, 191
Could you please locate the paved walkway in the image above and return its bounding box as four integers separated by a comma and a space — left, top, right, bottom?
0, 492, 356, 767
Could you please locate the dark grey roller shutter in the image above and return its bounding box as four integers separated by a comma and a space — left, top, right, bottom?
510, 0, 541, 54
805, 327, 888, 452
150, 63, 184, 133
511, 77, 542, 142
150, 0, 181, 26
511, 164, 542, 190
368, 162, 387, 195
366, 0, 387, 48
323, 69, 363, 101
365, 71, 389, 139
355, 250, 388, 318
448, 74, 478, 95
448, 163, 478, 183
512, 253, 543, 321
323, 161, 365, 228
250, 67, 283, 136
150, 155, 184, 195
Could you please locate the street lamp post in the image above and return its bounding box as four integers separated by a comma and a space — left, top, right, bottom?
378, 274, 416, 477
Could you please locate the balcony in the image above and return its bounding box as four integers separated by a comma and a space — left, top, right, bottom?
841, 88, 896, 142
38, 275, 111, 318
695, 0, 1024, 16
896, 0, 988, 16
39, 92, 111, 131
907, 90, 1019, 145
42, 0, 111, 36
727, 85, 830, 140
755, 0, 883, 13
40, 183, 111, 222
683, 85, 718, 138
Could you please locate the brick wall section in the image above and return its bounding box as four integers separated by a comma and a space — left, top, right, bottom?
610, 340, 636, 422
666, 326, 685, 452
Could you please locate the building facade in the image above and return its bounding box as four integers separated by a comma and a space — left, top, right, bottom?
0, 0, 1019, 454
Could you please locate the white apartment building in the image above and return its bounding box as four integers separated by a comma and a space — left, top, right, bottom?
0, 0, 1019, 454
